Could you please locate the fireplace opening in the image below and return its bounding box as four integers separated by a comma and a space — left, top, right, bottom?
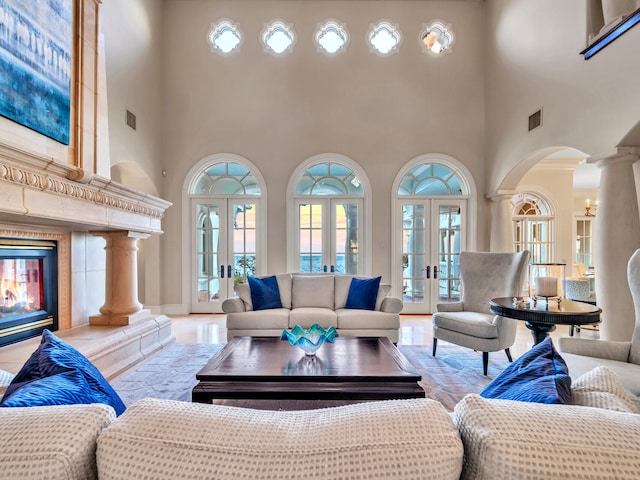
0, 238, 58, 347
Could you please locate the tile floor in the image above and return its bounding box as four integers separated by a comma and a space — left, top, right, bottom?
0, 314, 599, 376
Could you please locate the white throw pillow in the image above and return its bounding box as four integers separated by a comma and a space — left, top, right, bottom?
571, 366, 640, 414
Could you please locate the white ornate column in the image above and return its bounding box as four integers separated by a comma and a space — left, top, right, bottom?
591, 150, 640, 340
89, 230, 151, 326
488, 191, 516, 252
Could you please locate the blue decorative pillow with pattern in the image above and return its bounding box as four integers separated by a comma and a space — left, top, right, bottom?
0, 329, 126, 415
480, 337, 571, 404
248, 275, 283, 310
345, 276, 381, 311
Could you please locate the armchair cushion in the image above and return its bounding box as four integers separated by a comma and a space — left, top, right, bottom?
433, 312, 498, 339
571, 366, 640, 413
345, 276, 381, 310
248, 275, 282, 311
480, 337, 571, 404
558, 337, 631, 362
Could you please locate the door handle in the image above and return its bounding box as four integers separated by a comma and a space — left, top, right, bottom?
228, 265, 232, 278
434, 266, 438, 279
220, 265, 225, 278
323, 265, 327, 272
425, 266, 430, 279
330, 265, 335, 273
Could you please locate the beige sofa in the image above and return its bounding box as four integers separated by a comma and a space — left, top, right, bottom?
3, 391, 640, 480
222, 273, 403, 342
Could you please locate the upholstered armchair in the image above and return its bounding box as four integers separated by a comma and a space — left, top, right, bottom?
432, 251, 531, 375
558, 248, 640, 397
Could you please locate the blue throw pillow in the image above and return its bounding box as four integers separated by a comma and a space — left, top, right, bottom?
345, 276, 381, 311
248, 275, 282, 310
0, 330, 126, 415
480, 337, 571, 404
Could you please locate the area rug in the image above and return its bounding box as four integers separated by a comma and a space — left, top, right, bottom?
112, 342, 511, 411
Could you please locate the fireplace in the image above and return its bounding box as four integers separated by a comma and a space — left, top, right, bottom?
0, 238, 58, 347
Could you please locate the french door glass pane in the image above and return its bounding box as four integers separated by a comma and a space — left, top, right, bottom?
402, 204, 426, 303
299, 204, 323, 272
196, 204, 220, 302
438, 205, 461, 302
335, 203, 358, 274
232, 203, 256, 283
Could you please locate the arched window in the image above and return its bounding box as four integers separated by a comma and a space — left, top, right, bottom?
512, 192, 555, 264
392, 155, 475, 314
288, 155, 370, 274
185, 155, 266, 313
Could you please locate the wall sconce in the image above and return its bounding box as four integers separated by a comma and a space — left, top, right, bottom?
420, 21, 455, 56
585, 199, 596, 217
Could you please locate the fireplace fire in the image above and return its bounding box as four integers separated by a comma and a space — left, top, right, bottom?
0, 238, 58, 347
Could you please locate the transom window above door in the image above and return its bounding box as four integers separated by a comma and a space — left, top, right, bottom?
295, 162, 364, 195
192, 162, 261, 195
398, 163, 465, 195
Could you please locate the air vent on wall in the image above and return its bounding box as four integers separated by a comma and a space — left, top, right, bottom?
126, 109, 137, 130
528, 109, 542, 132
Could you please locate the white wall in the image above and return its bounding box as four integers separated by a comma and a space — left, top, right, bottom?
156, 0, 488, 307
485, 0, 640, 192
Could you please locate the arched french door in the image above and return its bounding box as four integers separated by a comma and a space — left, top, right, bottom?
392, 155, 476, 313
287, 154, 371, 275
511, 192, 555, 264
185, 155, 266, 313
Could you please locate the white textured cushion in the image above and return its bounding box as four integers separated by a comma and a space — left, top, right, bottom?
454, 394, 640, 480
292, 274, 334, 309
97, 397, 463, 480
571, 366, 640, 413
0, 368, 15, 397
0, 403, 115, 480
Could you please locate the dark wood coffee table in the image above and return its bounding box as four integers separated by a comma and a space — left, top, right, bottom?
192, 336, 424, 403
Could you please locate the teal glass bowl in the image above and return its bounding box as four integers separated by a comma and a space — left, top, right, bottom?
280, 324, 338, 356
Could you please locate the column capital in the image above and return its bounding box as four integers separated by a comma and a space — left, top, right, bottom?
89, 230, 152, 241
486, 190, 517, 201
587, 150, 640, 168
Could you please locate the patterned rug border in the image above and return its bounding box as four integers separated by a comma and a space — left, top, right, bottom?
112, 342, 510, 411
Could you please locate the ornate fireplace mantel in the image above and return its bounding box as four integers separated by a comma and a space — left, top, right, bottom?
0, 141, 171, 233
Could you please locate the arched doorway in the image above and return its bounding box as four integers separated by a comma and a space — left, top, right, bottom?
392, 154, 476, 313
184, 154, 266, 313
287, 154, 372, 274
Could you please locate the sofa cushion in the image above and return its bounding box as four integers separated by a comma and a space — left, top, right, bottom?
0, 330, 126, 415
571, 366, 640, 413
292, 274, 334, 309
337, 309, 400, 330
345, 276, 381, 310
454, 394, 640, 480
0, 403, 115, 480
97, 397, 463, 480
248, 275, 283, 310
226, 309, 290, 330
480, 337, 571, 404
289, 307, 338, 329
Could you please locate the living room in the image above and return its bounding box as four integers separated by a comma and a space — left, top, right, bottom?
1, 1, 640, 478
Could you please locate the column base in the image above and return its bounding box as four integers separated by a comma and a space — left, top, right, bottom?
89, 309, 153, 326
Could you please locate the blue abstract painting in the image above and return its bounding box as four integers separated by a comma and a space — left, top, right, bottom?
0, 0, 72, 145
